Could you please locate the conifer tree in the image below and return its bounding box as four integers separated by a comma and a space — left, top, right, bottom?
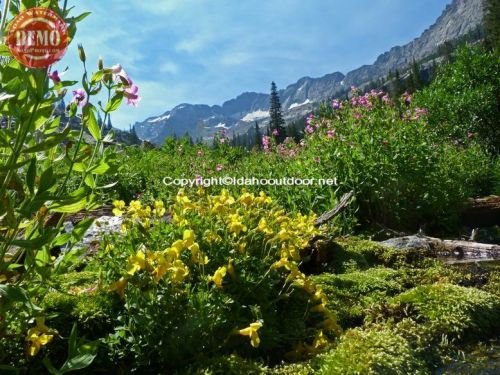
254, 122, 262, 149
485, 0, 500, 51
269, 82, 286, 143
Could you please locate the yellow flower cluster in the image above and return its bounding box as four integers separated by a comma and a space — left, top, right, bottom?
25, 318, 55, 357
110, 189, 337, 351
112, 199, 166, 232
110, 228, 210, 297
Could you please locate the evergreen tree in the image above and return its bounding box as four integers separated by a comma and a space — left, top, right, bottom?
254, 122, 262, 149
106, 115, 113, 131
484, 0, 500, 51
392, 70, 403, 97
130, 125, 140, 144
269, 82, 286, 143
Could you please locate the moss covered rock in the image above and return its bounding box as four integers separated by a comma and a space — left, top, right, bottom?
319, 326, 428, 374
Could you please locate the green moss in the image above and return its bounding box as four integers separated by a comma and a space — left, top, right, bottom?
319, 326, 429, 375
312, 267, 404, 328
41, 271, 117, 338
384, 284, 500, 342
184, 354, 266, 375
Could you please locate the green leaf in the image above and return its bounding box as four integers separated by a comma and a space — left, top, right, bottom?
90, 161, 111, 175
90, 71, 104, 85
26, 158, 36, 195
12, 233, 55, 250
0, 284, 41, 311
57, 325, 98, 374
71, 12, 92, 23
83, 106, 101, 141
39, 167, 57, 193
84, 174, 96, 188
104, 93, 123, 113
49, 189, 96, 213
22, 128, 69, 153
71, 218, 94, 243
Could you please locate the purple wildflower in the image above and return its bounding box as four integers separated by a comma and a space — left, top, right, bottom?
72, 88, 87, 107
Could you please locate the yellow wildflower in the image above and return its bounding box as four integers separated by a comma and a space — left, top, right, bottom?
169, 260, 189, 283
153, 200, 166, 217
112, 200, 126, 216
109, 277, 128, 298
25, 319, 54, 357
204, 230, 222, 243
239, 192, 254, 206
228, 214, 247, 235
170, 239, 185, 255
183, 229, 196, 247
188, 243, 209, 265
312, 330, 329, 349
238, 321, 263, 348
257, 218, 273, 235
227, 259, 236, 278
127, 250, 147, 276
172, 213, 188, 227
210, 266, 227, 288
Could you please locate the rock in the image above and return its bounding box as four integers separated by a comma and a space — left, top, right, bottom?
382, 235, 433, 251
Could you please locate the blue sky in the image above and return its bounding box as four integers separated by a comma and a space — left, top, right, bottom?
56, 0, 451, 130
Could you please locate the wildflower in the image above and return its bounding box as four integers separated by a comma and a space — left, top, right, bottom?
112, 200, 126, 216
354, 112, 362, 120
332, 99, 342, 110
262, 135, 271, 152
48, 70, 61, 84
216, 164, 224, 172
183, 229, 196, 247
228, 214, 247, 235
25, 319, 54, 357
305, 125, 315, 134
153, 200, 166, 217
124, 81, 141, 106
327, 129, 336, 138
238, 322, 263, 348
197, 149, 204, 157
71, 88, 87, 107
257, 218, 273, 234
414, 107, 428, 119
110, 277, 128, 298
169, 260, 189, 283
402, 91, 412, 105
127, 250, 147, 276
210, 266, 227, 288
239, 192, 254, 206
272, 129, 279, 136
227, 259, 236, 278
314, 156, 321, 164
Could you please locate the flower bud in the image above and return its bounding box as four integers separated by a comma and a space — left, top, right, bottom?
78, 44, 86, 63
98, 57, 104, 70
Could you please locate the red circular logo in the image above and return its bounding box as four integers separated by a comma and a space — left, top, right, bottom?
6, 7, 69, 69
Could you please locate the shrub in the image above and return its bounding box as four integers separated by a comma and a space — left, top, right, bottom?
414, 45, 500, 156
319, 326, 429, 375
99, 190, 339, 370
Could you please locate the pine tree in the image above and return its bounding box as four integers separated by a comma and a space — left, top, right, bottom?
106, 115, 113, 131
254, 122, 262, 149
484, 0, 500, 51
269, 81, 286, 143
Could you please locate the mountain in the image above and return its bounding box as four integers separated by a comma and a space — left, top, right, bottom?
134, 0, 485, 145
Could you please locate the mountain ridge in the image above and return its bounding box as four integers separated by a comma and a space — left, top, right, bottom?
134, 0, 485, 145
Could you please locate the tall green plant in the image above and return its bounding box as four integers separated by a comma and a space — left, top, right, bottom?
0, 0, 135, 370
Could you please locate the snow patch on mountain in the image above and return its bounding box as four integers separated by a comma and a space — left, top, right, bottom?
241, 110, 269, 122
289, 99, 311, 110
148, 114, 171, 123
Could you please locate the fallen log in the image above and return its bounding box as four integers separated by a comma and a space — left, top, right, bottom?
461, 195, 500, 227
314, 191, 354, 227
382, 235, 500, 264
